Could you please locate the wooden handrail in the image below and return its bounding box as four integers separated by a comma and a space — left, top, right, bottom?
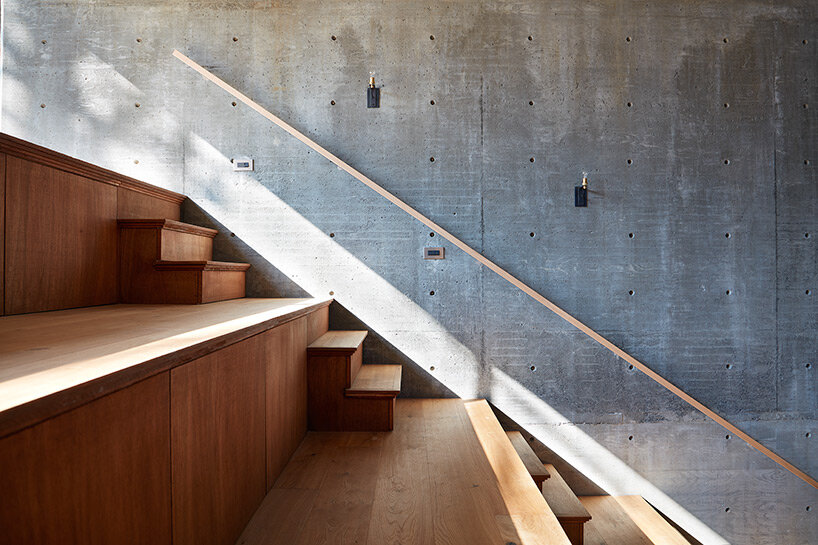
173, 49, 818, 490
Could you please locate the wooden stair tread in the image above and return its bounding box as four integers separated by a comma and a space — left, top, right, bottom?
117, 218, 218, 238
307, 330, 368, 354
463, 400, 572, 544
345, 364, 401, 396
243, 399, 571, 545
609, 496, 690, 545
153, 260, 251, 271
541, 464, 592, 522
506, 431, 550, 486
579, 496, 654, 545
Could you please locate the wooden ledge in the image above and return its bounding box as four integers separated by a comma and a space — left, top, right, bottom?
345, 365, 401, 397
307, 330, 368, 356
506, 431, 550, 486
0, 298, 331, 438
118, 219, 218, 238
154, 260, 251, 272
0, 133, 185, 204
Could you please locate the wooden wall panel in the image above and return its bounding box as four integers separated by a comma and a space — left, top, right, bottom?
0, 373, 172, 545
266, 317, 309, 489
1, 153, 5, 317
5, 157, 117, 314
117, 187, 181, 220
306, 305, 329, 344
171, 336, 267, 545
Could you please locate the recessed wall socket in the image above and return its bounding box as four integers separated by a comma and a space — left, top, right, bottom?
424, 247, 445, 260
233, 158, 254, 171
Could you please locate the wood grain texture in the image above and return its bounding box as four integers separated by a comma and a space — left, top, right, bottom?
0, 132, 184, 205
0, 153, 5, 317
346, 364, 402, 396
307, 330, 368, 354
5, 156, 117, 314
244, 400, 572, 545
171, 50, 818, 490
306, 305, 329, 344
541, 464, 592, 522
464, 400, 572, 544
0, 298, 330, 438
160, 227, 214, 261
611, 496, 690, 545
506, 431, 551, 488
579, 496, 653, 545
119, 224, 247, 304
0, 373, 171, 545
236, 488, 318, 545
171, 337, 266, 545
266, 317, 309, 489
117, 187, 181, 220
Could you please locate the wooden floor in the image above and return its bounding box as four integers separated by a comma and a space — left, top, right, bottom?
237, 398, 570, 545
0, 298, 329, 436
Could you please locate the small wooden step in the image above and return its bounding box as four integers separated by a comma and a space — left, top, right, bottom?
579, 496, 654, 545
542, 464, 592, 545
307, 330, 368, 355
154, 260, 251, 272
606, 496, 690, 545
345, 364, 401, 397
506, 431, 550, 488
119, 219, 216, 261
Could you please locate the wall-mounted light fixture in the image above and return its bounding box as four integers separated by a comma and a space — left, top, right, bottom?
575, 176, 588, 207
367, 75, 380, 108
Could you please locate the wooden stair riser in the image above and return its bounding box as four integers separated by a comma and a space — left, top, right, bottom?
160, 228, 213, 261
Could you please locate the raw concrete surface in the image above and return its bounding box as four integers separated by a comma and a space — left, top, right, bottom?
2, 1, 816, 543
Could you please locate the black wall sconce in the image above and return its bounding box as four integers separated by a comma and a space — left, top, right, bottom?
367, 76, 380, 108
575, 177, 588, 207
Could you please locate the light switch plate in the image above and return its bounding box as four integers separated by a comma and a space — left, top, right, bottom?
424, 247, 445, 260
233, 158, 254, 171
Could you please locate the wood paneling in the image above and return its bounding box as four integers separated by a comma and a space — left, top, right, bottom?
306, 305, 329, 343
171, 337, 267, 545
1, 153, 5, 317
0, 133, 184, 207
5, 157, 117, 314
0, 373, 171, 545
266, 317, 309, 489
0, 298, 331, 438
117, 187, 181, 220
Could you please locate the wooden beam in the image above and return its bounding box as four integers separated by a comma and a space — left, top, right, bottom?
172, 50, 818, 491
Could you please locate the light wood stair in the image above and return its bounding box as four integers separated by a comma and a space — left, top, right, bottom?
580, 495, 690, 545
118, 219, 250, 304
542, 464, 592, 545
506, 430, 551, 489
306, 330, 401, 431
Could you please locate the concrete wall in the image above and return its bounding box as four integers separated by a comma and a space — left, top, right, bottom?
2, 1, 816, 543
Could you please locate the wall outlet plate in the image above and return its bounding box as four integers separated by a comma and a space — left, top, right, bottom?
424, 247, 445, 260
233, 158, 254, 171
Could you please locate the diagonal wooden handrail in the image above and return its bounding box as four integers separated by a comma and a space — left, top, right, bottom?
173, 49, 817, 490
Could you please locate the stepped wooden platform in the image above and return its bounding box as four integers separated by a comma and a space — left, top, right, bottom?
119, 218, 250, 304
0, 297, 330, 437
237, 398, 571, 545
307, 330, 402, 431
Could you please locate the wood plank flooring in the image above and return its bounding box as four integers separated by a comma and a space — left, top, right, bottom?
238, 399, 571, 545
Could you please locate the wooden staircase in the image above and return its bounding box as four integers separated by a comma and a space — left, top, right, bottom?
508, 432, 692, 545
119, 219, 250, 304
306, 330, 401, 431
